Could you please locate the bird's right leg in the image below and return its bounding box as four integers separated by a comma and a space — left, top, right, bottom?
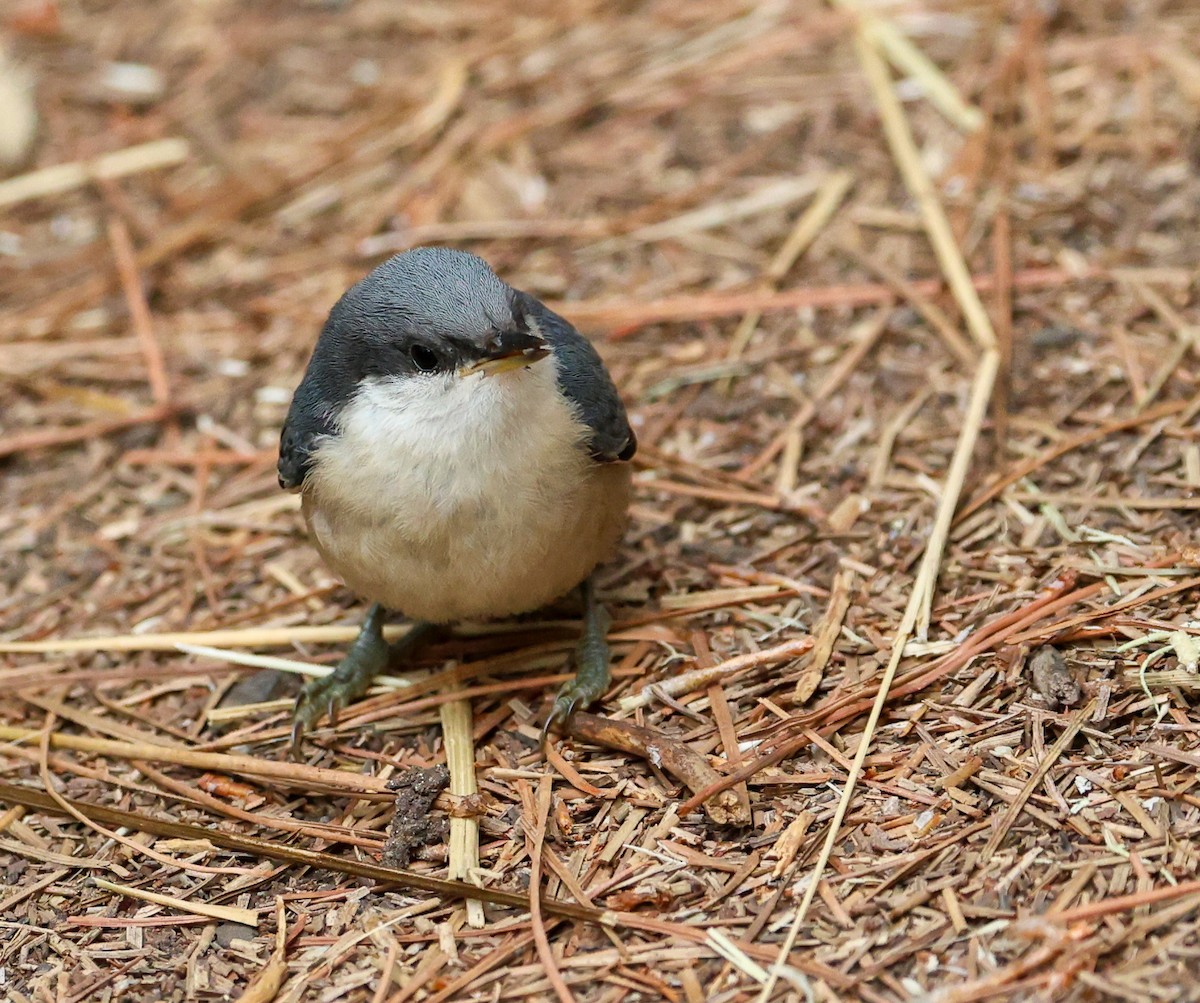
290, 604, 435, 756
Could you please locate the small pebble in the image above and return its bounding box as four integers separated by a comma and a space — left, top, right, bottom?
215, 921, 258, 948
1029, 645, 1081, 707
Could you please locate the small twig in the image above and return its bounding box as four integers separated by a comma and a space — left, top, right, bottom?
95, 876, 258, 927
0, 623, 419, 654
618, 636, 811, 710
624, 175, 823, 244
0, 781, 608, 924
565, 713, 750, 825
0, 137, 189, 208
721, 170, 854, 391
524, 777, 575, 1003
552, 264, 1103, 334
120, 447, 273, 467
829, 0, 983, 132
858, 31, 996, 353
0, 725, 392, 794
108, 217, 171, 408
0, 402, 183, 460
1008, 491, 1200, 511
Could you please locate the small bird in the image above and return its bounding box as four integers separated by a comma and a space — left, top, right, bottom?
278, 247, 636, 752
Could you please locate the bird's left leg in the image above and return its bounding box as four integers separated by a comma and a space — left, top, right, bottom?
543, 576, 612, 743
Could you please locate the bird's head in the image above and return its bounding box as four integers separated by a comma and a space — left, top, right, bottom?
322, 247, 550, 389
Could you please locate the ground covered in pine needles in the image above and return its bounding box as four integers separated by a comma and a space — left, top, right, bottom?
3, 1, 1200, 1000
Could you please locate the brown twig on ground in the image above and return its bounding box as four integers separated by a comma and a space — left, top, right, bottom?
522, 777, 576, 1003
563, 713, 750, 825
0, 402, 183, 459
557, 264, 1103, 334
0, 782, 606, 923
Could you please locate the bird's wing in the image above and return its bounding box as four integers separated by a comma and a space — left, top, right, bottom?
519, 292, 636, 463
277, 390, 336, 491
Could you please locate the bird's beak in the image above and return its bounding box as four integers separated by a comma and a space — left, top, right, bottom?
460, 326, 550, 377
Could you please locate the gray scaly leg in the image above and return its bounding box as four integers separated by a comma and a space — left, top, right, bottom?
291, 604, 434, 756
542, 577, 612, 745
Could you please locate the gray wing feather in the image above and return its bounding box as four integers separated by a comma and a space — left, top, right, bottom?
517, 292, 636, 463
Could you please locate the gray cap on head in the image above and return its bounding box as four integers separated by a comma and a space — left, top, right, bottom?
338, 247, 516, 344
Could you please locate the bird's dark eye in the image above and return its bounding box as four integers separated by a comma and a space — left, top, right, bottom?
409, 344, 439, 372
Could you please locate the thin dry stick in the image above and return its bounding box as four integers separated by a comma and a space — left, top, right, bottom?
0, 623, 420, 654
134, 760, 383, 850
0, 781, 606, 923
721, 170, 854, 391
0, 588, 778, 655
844, 0, 983, 131
852, 29, 997, 355
0, 725, 391, 794
526, 776, 576, 1003
439, 686, 485, 928
0, 137, 189, 208
756, 27, 999, 1001
625, 175, 823, 244
94, 876, 258, 926
912, 356, 1000, 631
179, 642, 420, 696
1051, 879, 1200, 924
0, 402, 182, 461
1008, 491, 1200, 511
108, 218, 171, 408
618, 636, 812, 710
554, 263, 1100, 332
979, 700, 1097, 862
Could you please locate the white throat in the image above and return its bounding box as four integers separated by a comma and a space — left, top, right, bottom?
307, 358, 590, 528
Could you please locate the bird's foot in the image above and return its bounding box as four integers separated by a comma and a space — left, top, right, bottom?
290, 607, 434, 757
541, 579, 612, 747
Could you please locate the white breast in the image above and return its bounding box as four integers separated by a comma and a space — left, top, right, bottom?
301, 360, 631, 622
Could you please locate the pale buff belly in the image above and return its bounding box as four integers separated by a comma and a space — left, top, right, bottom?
302, 462, 630, 623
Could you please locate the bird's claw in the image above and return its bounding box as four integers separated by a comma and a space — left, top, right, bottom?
289, 672, 359, 758
540, 687, 587, 750
541, 579, 613, 752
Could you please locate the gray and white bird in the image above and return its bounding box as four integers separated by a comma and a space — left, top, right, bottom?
278, 247, 636, 752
